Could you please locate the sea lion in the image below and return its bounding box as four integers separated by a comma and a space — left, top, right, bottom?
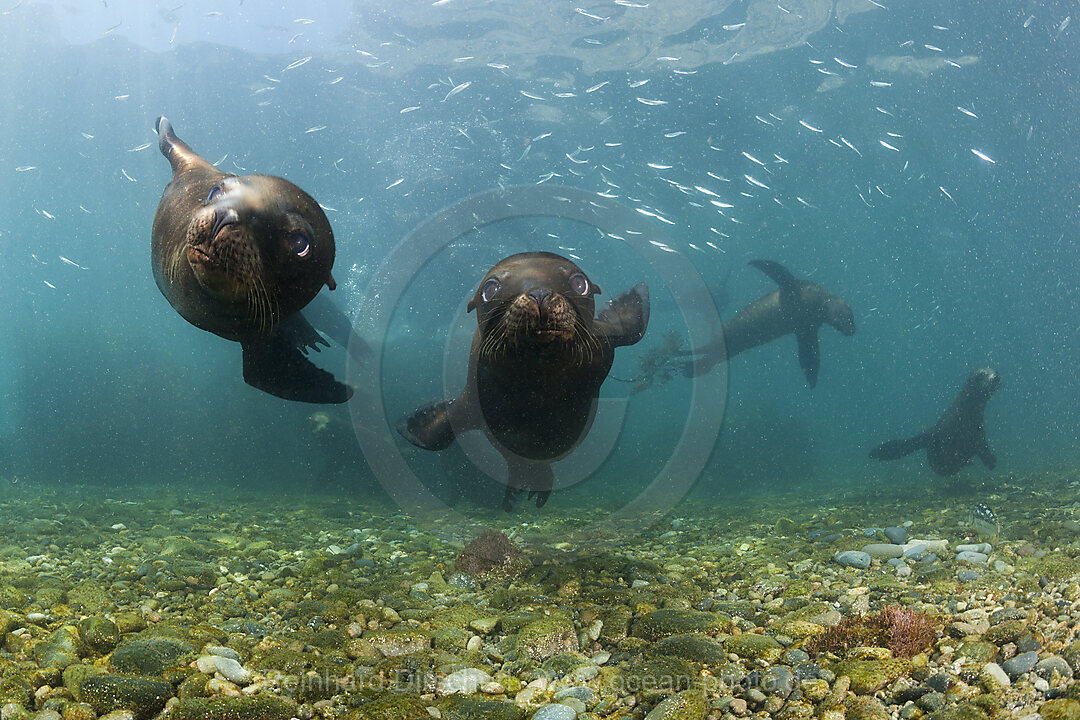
396, 252, 649, 510
683, 260, 855, 387
151, 116, 354, 403
870, 367, 1001, 475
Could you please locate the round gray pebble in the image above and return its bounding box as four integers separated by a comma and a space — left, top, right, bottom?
531, 704, 577, 720
835, 550, 871, 569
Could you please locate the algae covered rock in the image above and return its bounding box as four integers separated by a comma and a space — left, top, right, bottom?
647, 634, 728, 666
78, 616, 120, 655
364, 627, 432, 657
343, 691, 430, 719
0, 675, 33, 708
632, 609, 731, 641
622, 656, 695, 703
1041, 698, 1080, 720
33, 625, 84, 669
109, 637, 197, 675
723, 633, 783, 663
74, 674, 173, 719
834, 659, 912, 695
167, 694, 298, 720
516, 614, 578, 661
435, 695, 525, 720
644, 687, 707, 719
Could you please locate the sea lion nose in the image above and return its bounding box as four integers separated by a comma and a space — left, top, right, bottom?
211, 207, 240, 239
527, 287, 552, 309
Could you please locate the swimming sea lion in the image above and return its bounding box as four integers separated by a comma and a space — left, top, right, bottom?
683, 260, 855, 387
870, 367, 1001, 475
397, 252, 649, 510
151, 116, 353, 403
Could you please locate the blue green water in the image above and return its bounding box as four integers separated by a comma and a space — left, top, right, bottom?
1, 0, 1077, 514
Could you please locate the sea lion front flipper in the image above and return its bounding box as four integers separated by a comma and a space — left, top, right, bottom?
302, 292, 371, 362
595, 282, 650, 347
795, 329, 821, 388
869, 432, 930, 461
397, 397, 481, 451
241, 335, 353, 404
749, 259, 799, 301
977, 440, 997, 469
155, 116, 215, 176
502, 456, 554, 511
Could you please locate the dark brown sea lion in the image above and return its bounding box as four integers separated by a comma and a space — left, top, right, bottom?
683, 260, 855, 387
397, 252, 649, 510
151, 116, 354, 403
870, 367, 1001, 475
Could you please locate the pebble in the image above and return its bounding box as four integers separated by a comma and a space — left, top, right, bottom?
958, 570, 980, 583
884, 526, 907, 544
1035, 655, 1073, 680
438, 668, 492, 695
213, 656, 252, 686
862, 543, 903, 559
1002, 651, 1040, 678
957, 551, 989, 565
902, 543, 928, 559
980, 662, 1010, 691
835, 551, 871, 569
205, 645, 240, 661
530, 704, 577, 720
956, 543, 993, 554
554, 687, 596, 704
895, 563, 912, 578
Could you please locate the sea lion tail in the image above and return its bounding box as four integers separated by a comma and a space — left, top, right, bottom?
155, 116, 210, 175
869, 433, 929, 461
397, 401, 457, 451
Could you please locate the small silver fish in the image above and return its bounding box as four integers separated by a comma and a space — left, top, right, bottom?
442, 81, 472, 101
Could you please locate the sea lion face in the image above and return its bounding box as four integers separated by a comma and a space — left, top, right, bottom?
467, 252, 600, 359
966, 367, 1001, 399
177, 174, 335, 329
824, 294, 856, 336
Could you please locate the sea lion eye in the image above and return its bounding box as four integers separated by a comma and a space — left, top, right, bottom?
288, 231, 311, 258
569, 273, 589, 295
481, 278, 500, 302
205, 184, 222, 204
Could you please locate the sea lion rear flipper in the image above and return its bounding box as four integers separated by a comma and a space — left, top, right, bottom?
241, 336, 353, 404
869, 432, 930, 461
302, 293, 371, 362
502, 456, 554, 511
595, 282, 650, 347
795, 329, 821, 388
155, 116, 214, 176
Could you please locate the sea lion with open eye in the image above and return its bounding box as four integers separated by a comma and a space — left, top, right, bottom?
397, 252, 649, 511
870, 367, 1001, 475
682, 260, 855, 387
151, 116, 356, 403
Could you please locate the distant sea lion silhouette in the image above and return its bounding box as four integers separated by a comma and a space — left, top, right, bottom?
397, 252, 649, 511
151, 116, 355, 403
683, 260, 855, 387
870, 367, 1001, 475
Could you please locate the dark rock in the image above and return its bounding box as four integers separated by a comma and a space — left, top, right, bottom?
762, 666, 793, 697
884, 527, 908, 544
1001, 651, 1040, 678
925, 674, 951, 693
